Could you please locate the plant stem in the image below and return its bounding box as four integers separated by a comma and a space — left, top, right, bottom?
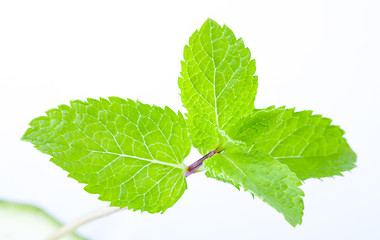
185, 150, 219, 177
46, 206, 121, 240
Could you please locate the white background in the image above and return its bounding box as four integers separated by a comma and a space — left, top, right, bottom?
1, 0, 380, 239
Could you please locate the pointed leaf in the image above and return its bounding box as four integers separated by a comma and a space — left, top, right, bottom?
204, 151, 304, 226
22, 97, 191, 213
229, 107, 357, 180
179, 18, 258, 154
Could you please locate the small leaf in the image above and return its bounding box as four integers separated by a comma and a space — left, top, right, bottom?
204, 151, 304, 227
230, 107, 357, 180
179, 18, 258, 154
0, 200, 85, 240
22, 97, 191, 213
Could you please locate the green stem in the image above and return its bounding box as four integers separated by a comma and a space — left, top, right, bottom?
46, 206, 121, 240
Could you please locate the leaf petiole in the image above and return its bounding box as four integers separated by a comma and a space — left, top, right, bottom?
185, 149, 221, 177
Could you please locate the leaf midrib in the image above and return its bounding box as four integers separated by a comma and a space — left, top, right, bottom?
87, 149, 186, 170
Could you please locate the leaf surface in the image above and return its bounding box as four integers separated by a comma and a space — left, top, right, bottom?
230, 107, 357, 180
22, 97, 191, 213
204, 151, 304, 226
179, 18, 258, 154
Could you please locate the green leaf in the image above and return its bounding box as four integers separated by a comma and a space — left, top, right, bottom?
228, 106, 289, 146
22, 97, 191, 213
0, 200, 86, 240
204, 151, 304, 227
179, 18, 258, 154
230, 107, 357, 180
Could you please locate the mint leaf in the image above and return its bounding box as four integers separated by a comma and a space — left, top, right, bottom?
179, 18, 258, 154
204, 151, 304, 226
230, 107, 356, 180
22, 97, 191, 213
